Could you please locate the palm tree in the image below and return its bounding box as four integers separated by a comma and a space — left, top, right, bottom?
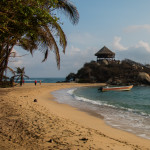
20, 0, 79, 68
0, 0, 79, 82
13, 67, 29, 86
0, 51, 16, 84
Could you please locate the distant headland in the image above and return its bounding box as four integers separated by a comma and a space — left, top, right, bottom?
66, 46, 150, 85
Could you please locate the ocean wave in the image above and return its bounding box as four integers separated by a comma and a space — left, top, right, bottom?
67, 89, 150, 117
55, 88, 150, 140
67, 88, 77, 95
24, 80, 37, 82
73, 95, 118, 109
19, 79, 43, 82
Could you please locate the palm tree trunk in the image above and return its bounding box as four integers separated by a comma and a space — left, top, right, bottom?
20, 75, 23, 86
0, 44, 15, 82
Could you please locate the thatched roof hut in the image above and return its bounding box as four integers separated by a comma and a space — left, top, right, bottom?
95, 46, 115, 62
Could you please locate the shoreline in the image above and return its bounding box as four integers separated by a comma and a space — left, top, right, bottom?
52, 87, 150, 140
0, 83, 150, 149
51, 88, 105, 119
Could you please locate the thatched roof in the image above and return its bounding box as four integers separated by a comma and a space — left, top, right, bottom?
95, 46, 115, 58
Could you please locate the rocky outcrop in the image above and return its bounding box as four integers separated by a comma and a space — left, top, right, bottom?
107, 78, 123, 85
138, 72, 150, 84
67, 59, 150, 85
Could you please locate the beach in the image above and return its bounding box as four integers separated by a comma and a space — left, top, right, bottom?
0, 83, 150, 150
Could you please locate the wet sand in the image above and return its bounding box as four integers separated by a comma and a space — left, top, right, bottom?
0, 83, 150, 150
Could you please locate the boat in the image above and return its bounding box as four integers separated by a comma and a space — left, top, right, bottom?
99, 85, 133, 92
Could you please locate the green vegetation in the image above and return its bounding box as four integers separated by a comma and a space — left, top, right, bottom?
12, 67, 29, 86
0, 0, 79, 85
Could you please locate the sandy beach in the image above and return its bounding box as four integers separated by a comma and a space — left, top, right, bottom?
0, 83, 150, 150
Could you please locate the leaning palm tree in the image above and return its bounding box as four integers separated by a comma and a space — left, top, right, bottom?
20, 0, 79, 68
0, 0, 79, 82
13, 67, 29, 86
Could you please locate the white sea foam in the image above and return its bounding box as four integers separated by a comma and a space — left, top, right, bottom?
109, 124, 120, 127
73, 95, 120, 109
24, 80, 35, 81
73, 94, 149, 117
67, 88, 150, 120
138, 134, 150, 140
23, 79, 43, 82
67, 88, 76, 95
53, 87, 150, 140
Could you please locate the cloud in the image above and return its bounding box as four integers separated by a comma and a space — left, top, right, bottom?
116, 46, 150, 64
10, 60, 23, 67
113, 36, 128, 51
66, 45, 81, 56
136, 40, 150, 52
8, 41, 150, 78
125, 24, 150, 32
9, 48, 24, 68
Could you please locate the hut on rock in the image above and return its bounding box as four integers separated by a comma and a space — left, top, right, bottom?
95, 46, 115, 63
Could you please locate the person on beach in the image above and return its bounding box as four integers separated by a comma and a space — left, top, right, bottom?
34, 80, 37, 86
39, 80, 41, 85
23, 80, 24, 84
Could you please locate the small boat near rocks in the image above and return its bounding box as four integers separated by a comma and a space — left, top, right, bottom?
99, 85, 133, 92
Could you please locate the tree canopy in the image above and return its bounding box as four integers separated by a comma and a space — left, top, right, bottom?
13, 67, 29, 86
0, 0, 79, 82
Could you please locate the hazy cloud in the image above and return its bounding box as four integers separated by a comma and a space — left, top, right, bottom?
9, 48, 24, 68
136, 40, 150, 52
66, 45, 81, 56
63, 46, 97, 70
113, 36, 128, 51
125, 24, 150, 32
116, 46, 150, 64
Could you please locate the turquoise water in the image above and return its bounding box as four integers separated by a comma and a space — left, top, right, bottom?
21, 77, 65, 83
74, 86, 150, 116
52, 86, 150, 139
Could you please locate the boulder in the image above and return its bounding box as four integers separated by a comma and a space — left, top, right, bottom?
138, 72, 150, 84
107, 78, 113, 84
101, 59, 109, 65
107, 78, 123, 85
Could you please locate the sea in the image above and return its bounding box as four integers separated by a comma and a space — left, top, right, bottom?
52, 86, 150, 140
22, 77, 65, 83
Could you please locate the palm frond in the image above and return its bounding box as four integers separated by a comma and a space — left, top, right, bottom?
48, 21, 67, 54
42, 48, 49, 62
15, 76, 21, 82
24, 75, 29, 79
7, 66, 15, 75
13, 67, 29, 82
56, 0, 79, 25
37, 26, 60, 69
19, 37, 38, 55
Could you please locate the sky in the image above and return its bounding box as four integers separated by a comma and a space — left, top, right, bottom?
9, 0, 150, 77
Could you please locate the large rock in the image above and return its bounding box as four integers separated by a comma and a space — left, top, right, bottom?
101, 59, 109, 65
138, 72, 150, 84
107, 78, 123, 85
